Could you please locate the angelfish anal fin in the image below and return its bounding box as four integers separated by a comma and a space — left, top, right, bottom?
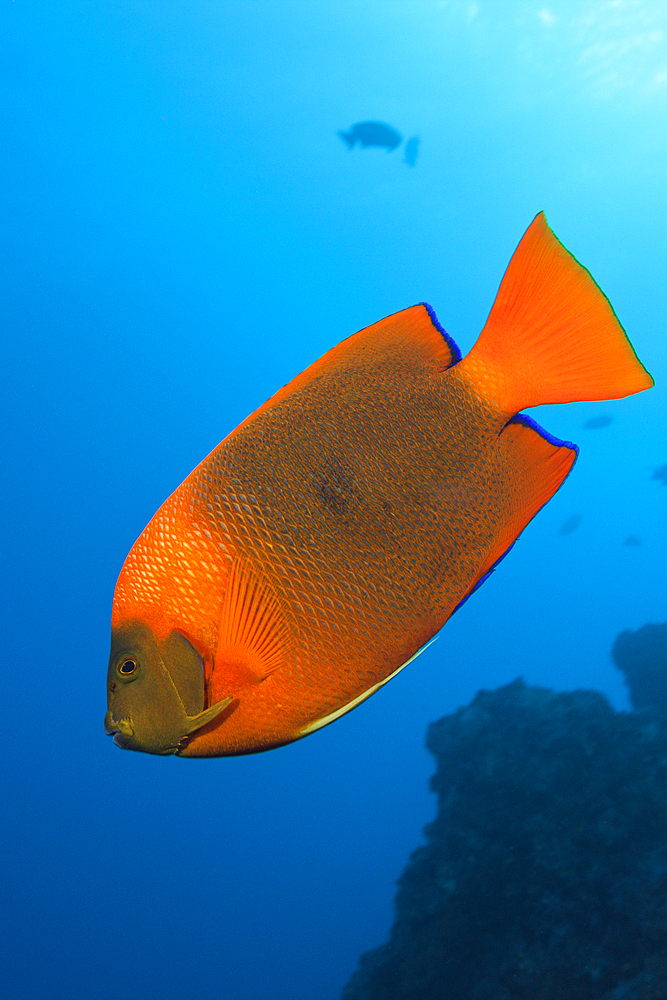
299, 636, 438, 737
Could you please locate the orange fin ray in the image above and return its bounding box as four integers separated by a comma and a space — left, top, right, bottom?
214, 559, 289, 686
461, 212, 653, 413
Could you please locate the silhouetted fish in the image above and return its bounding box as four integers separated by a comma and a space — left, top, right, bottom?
339, 121, 402, 151
404, 136, 419, 167
558, 514, 582, 536
652, 466, 667, 486
583, 415, 613, 429
624, 535, 642, 547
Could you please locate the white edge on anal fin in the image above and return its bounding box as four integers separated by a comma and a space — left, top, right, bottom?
299, 637, 438, 737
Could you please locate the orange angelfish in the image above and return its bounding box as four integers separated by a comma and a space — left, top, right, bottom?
104, 213, 653, 756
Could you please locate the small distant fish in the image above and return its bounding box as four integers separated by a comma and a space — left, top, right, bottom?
652, 465, 667, 486
624, 535, 642, 547
105, 213, 653, 758
404, 136, 419, 167
583, 415, 614, 429
558, 514, 582, 536
338, 121, 402, 151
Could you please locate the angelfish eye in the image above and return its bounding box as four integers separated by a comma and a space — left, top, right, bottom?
117, 657, 139, 678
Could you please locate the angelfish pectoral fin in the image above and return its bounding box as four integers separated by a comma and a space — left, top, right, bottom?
183, 696, 234, 736
214, 558, 291, 683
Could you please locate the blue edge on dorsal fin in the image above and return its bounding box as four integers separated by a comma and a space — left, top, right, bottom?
421, 302, 462, 366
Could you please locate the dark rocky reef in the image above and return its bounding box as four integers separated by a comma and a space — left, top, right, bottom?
343, 655, 667, 1000
613, 623, 667, 719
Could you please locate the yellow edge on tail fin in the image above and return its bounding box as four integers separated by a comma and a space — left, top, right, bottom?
459, 212, 653, 414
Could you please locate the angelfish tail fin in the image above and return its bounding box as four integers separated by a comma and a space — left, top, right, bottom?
459, 212, 654, 415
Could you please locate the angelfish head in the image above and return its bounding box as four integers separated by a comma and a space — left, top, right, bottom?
104, 622, 232, 755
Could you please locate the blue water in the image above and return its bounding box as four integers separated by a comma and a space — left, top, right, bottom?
2, 3, 666, 998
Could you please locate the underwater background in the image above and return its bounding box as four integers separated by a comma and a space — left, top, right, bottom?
2, 2, 667, 998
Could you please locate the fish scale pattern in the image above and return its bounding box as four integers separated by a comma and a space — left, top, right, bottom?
113, 305, 563, 755
108, 215, 653, 757
183, 328, 516, 753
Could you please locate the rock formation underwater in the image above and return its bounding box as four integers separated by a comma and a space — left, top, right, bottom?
343, 625, 667, 1000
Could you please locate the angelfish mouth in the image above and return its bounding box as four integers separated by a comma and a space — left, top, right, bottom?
104, 711, 134, 746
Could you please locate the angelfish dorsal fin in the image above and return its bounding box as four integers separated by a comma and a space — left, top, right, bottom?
213, 559, 289, 686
